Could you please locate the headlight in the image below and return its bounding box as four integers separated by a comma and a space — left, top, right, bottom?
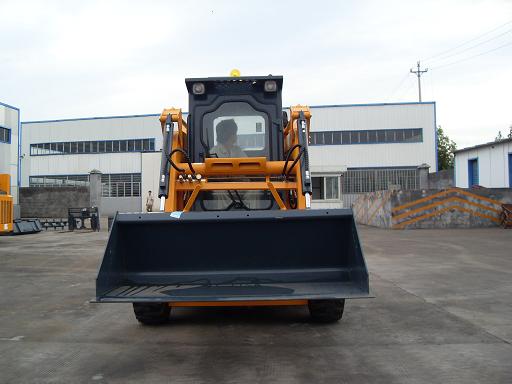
264, 80, 277, 92
192, 82, 205, 95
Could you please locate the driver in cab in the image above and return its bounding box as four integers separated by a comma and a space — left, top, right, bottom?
210, 119, 246, 158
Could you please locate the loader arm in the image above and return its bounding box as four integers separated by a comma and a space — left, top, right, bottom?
157, 105, 313, 212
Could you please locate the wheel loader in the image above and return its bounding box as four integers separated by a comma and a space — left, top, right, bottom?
95, 73, 369, 324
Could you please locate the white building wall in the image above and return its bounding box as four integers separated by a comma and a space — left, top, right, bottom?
141, 152, 161, 211
0, 102, 20, 204
455, 140, 512, 188
21, 114, 162, 185
308, 103, 437, 170
308, 103, 436, 208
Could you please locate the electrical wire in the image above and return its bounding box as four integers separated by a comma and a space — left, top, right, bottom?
430, 39, 512, 70
422, 19, 512, 62
425, 27, 512, 65
388, 73, 411, 101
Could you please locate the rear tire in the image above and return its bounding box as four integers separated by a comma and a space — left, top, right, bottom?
133, 303, 171, 325
308, 299, 345, 323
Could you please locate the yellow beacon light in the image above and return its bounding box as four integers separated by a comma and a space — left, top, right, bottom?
230, 69, 241, 77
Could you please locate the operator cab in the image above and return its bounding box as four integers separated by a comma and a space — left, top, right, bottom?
185, 76, 284, 163
185, 75, 285, 211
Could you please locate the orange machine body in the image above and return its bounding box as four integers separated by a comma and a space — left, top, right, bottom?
158, 106, 311, 214
0, 174, 14, 233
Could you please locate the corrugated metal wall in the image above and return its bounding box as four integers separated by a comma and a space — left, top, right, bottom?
0, 102, 20, 204
21, 115, 162, 185
455, 140, 512, 188
308, 103, 437, 170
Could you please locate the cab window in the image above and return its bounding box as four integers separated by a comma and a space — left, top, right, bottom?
202, 102, 269, 158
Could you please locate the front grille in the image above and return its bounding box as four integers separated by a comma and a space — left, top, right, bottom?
0, 199, 13, 225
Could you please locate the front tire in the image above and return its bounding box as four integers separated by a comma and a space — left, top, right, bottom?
308, 299, 345, 323
133, 303, 171, 325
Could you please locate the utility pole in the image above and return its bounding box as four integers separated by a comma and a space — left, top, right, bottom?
410, 61, 428, 102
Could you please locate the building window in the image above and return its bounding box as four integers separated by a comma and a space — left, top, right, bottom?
30, 138, 156, 156
312, 176, 340, 200
29, 173, 141, 198
468, 158, 479, 187
29, 175, 90, 187
101, 173, 141, 197
310, 128, 423, 146
0, 126, 11, 143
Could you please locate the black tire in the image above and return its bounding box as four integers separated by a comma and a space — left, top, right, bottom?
308, 299, 345, 323
133, 303, 171, 325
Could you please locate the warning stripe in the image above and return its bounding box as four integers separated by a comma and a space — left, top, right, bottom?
392, 196, 500, 222
392, 187, 501, 213
391, 189, 453, 213
392, 204, 500, 229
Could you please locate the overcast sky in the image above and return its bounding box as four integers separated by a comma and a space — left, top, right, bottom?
1, 0, 511, 148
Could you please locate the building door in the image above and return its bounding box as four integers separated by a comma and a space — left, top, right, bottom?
468, 158, 479, 187
509, 153, 512, 188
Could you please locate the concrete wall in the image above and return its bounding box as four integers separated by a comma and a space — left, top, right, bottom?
353, 187, 512, 229
100, 197, 140, 217
455, 140, 512, 188
19, 186, 90, 218
427, 169, 454, 189
19, 172, 139, 218
353, 190, 393, 227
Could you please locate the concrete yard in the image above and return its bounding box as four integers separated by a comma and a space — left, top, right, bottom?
0, 226, 511, 384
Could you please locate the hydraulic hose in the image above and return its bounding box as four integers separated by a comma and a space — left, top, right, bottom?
168, 148, 196, 175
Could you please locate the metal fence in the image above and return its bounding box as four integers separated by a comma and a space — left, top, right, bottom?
342, 168, 419, 207
101, 173, 141, 197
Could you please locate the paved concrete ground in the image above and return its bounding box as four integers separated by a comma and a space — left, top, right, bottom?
0, 226, 511, 383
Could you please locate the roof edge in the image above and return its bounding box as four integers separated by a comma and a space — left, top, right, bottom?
21, 101, 436, 125
22, 113, 161, 125
454, 137, 512, 154
0, 101, 20, 111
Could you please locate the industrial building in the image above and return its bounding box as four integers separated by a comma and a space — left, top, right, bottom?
20, 101, 436, 215
0, 101, 20, 211
454, 137, 512, 188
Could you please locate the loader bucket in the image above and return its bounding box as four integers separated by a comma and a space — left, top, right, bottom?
95, 209, 369, 303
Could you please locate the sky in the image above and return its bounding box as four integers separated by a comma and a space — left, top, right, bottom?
1, 0, 511, 149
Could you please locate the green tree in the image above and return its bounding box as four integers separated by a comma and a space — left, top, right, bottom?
494, 126, 512, 140
437, 126, 456, 170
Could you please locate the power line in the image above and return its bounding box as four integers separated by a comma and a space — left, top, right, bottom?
422, 19, 512, 62
388, 73, 410, 100
399, 78, 416, 99
425, 26, 512, 65
431, 39, 512, 70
